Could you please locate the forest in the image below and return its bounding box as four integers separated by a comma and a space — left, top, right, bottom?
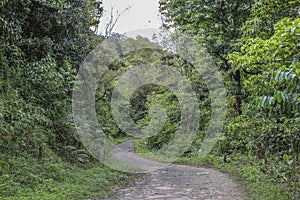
0, 0, 299, 199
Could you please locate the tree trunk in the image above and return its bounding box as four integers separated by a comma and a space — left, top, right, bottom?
233, 70, 242, 115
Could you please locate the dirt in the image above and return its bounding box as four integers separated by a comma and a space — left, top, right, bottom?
103, 141, 249, 200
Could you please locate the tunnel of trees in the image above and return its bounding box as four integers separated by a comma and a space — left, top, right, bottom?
0, 0, 299, 199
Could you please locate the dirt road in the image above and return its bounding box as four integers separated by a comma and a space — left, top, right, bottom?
104, 141, 248, 200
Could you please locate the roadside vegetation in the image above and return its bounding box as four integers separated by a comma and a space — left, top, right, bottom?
0, 0, 299, 199
133, 1, 300, 199
0, 1, 135, 199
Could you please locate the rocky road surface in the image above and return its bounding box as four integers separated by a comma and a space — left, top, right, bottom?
103, 141, 248, 200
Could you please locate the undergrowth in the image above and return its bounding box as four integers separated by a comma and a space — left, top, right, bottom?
0, 152, 133, 200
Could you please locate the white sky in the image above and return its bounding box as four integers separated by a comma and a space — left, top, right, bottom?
98, 0, 162, 35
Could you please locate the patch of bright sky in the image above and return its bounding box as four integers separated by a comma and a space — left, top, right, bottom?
98, 0, 162, 37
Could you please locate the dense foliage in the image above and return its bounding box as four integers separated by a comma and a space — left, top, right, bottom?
0, 0, 103, 158
155, 0, 300, 198
1, 0, 299, 199
160, 0, 255, 115
0, 1, 119, 199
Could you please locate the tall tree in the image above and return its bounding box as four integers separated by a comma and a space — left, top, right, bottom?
0, 0, 103, 157
160, 0, 255, 115
228, 0, 300, 160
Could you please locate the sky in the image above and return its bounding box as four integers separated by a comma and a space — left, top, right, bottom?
98, 0, 162, 36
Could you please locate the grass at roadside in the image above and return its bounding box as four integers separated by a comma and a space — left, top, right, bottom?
113, 136, 134, 144
0, 153, 136, 200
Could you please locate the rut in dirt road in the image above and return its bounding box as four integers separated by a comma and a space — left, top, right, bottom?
104, 141, 248, 200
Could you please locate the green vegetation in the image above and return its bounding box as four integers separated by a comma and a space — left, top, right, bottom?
130, 0, 300, 199
0, 153, 132, 200
0, 1, 133, 199
1, 0, 299, 199
132, 0, 299, 199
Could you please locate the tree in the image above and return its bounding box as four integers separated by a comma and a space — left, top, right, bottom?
229, 17, 300, 154
242, 0, 300, 39
0, 0, 103, 158
160, 0, 255, 115
103, 6, 131, 37
94, 35, 210, 152
227, 4, 300, 195
0, 0, 103, 67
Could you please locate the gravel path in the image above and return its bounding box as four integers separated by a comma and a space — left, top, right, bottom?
104, 141, 248, 200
